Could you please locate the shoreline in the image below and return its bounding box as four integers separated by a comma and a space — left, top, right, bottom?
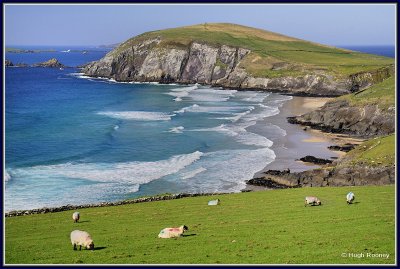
246, 96, 365, 191
4, 92, 365, 213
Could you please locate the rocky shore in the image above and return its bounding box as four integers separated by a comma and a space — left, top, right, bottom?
245, 88, 395, 191
248, 164, 395, 189
287, 99, 395, 138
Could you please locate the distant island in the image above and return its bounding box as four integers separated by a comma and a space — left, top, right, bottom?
6, 47, 57, 53
5, 58, 66, 68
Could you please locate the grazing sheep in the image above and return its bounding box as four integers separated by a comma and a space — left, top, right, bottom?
158, 225, 188, 239
346, 192, 355, 204
208, 199, 220, 206
72, 212, 80, 223
70, 230, 94, 250
305, 196, 321, 206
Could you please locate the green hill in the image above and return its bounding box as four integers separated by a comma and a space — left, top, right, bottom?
114, 23, 393, 79
5, 185, 395, 264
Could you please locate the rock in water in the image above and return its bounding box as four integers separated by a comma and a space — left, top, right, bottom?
5, 60, 14, 67
33, 58, 65, 68
299, 156, 333, 165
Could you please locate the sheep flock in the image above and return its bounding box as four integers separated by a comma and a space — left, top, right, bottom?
68, 192, 356, 250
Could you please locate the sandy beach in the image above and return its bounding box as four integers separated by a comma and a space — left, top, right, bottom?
251, 96, 365, 178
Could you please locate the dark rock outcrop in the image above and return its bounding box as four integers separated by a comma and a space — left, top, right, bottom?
249, 165, 394, 189
299, 155, 333, 165
33, 58, 65, 68
5, 60, 13, 67
15, 63, 29, 67
287, 99, 395, 137
328, 144, 356, 152
245, 177, 297, 189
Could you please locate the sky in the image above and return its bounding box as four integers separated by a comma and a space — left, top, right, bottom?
4, 4, 396, 47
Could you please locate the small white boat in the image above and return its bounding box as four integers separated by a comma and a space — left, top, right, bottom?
59, 67, 64, 70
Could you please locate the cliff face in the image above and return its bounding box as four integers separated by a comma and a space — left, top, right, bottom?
288, 99, 395, 137
83, 40, 392, 96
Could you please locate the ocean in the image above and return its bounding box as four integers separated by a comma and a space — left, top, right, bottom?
4, 45, 394, 212
337, 45, 395, 58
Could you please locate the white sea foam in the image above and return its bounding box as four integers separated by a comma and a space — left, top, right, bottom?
191, 124, 238, 136
187, 88, 237, 102
235, 91, 270, 103
5, 151, 203, 211
240, 105, 280, 123
191, 122, 273, 148
235, 132, 273, 148
113, 125, 120, 130
172, 148, 275, 194
175, 104, 252, 114
12, 151, 203, 183
5, 170, 11, 182
168, 126, 184, 134
215, 108, 254, 122
165, 85, 198, 101
98, 111, 174, 121
180, 167, 207, 180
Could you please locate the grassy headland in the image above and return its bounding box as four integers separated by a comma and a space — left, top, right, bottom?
113, 23, 393, 79
5, 185, 395, 264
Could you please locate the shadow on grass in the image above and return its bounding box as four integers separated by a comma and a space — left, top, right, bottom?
93, 246, 107, 251
182, 234, 197, 237
349, 201, 360, 205
77, 220, 90, 223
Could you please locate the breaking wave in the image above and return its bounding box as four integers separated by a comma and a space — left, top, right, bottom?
5, 170, 11, 182
180, 167, 207, 180
168, 126, 185, 134
5, 151, 203, 211
97, 111, 175, 121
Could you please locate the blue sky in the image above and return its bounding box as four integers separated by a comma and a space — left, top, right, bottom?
5, 4, 396, 46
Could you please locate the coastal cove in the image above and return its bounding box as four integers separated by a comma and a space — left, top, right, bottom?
5, 43, 395, 212
4, 6, 396, 265
4, 66, 335, 212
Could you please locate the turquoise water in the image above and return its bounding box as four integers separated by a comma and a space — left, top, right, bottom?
5, 47, 291, 211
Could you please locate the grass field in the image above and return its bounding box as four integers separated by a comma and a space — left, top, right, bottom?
343, 134, 395, 167
112, 23, 393, 79
5, 185, 395, 264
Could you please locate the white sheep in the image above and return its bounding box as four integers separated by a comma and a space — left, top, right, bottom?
72, 212, 80, 223
346, 192, 355, 204
70, 230, 94, 250
208, 199, 220, 206
305, 196, 321, 206
158, 225, 188, 239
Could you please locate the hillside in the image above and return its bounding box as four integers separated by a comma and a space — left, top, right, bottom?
5, 185, 395, 264
82, 23, 394, 96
